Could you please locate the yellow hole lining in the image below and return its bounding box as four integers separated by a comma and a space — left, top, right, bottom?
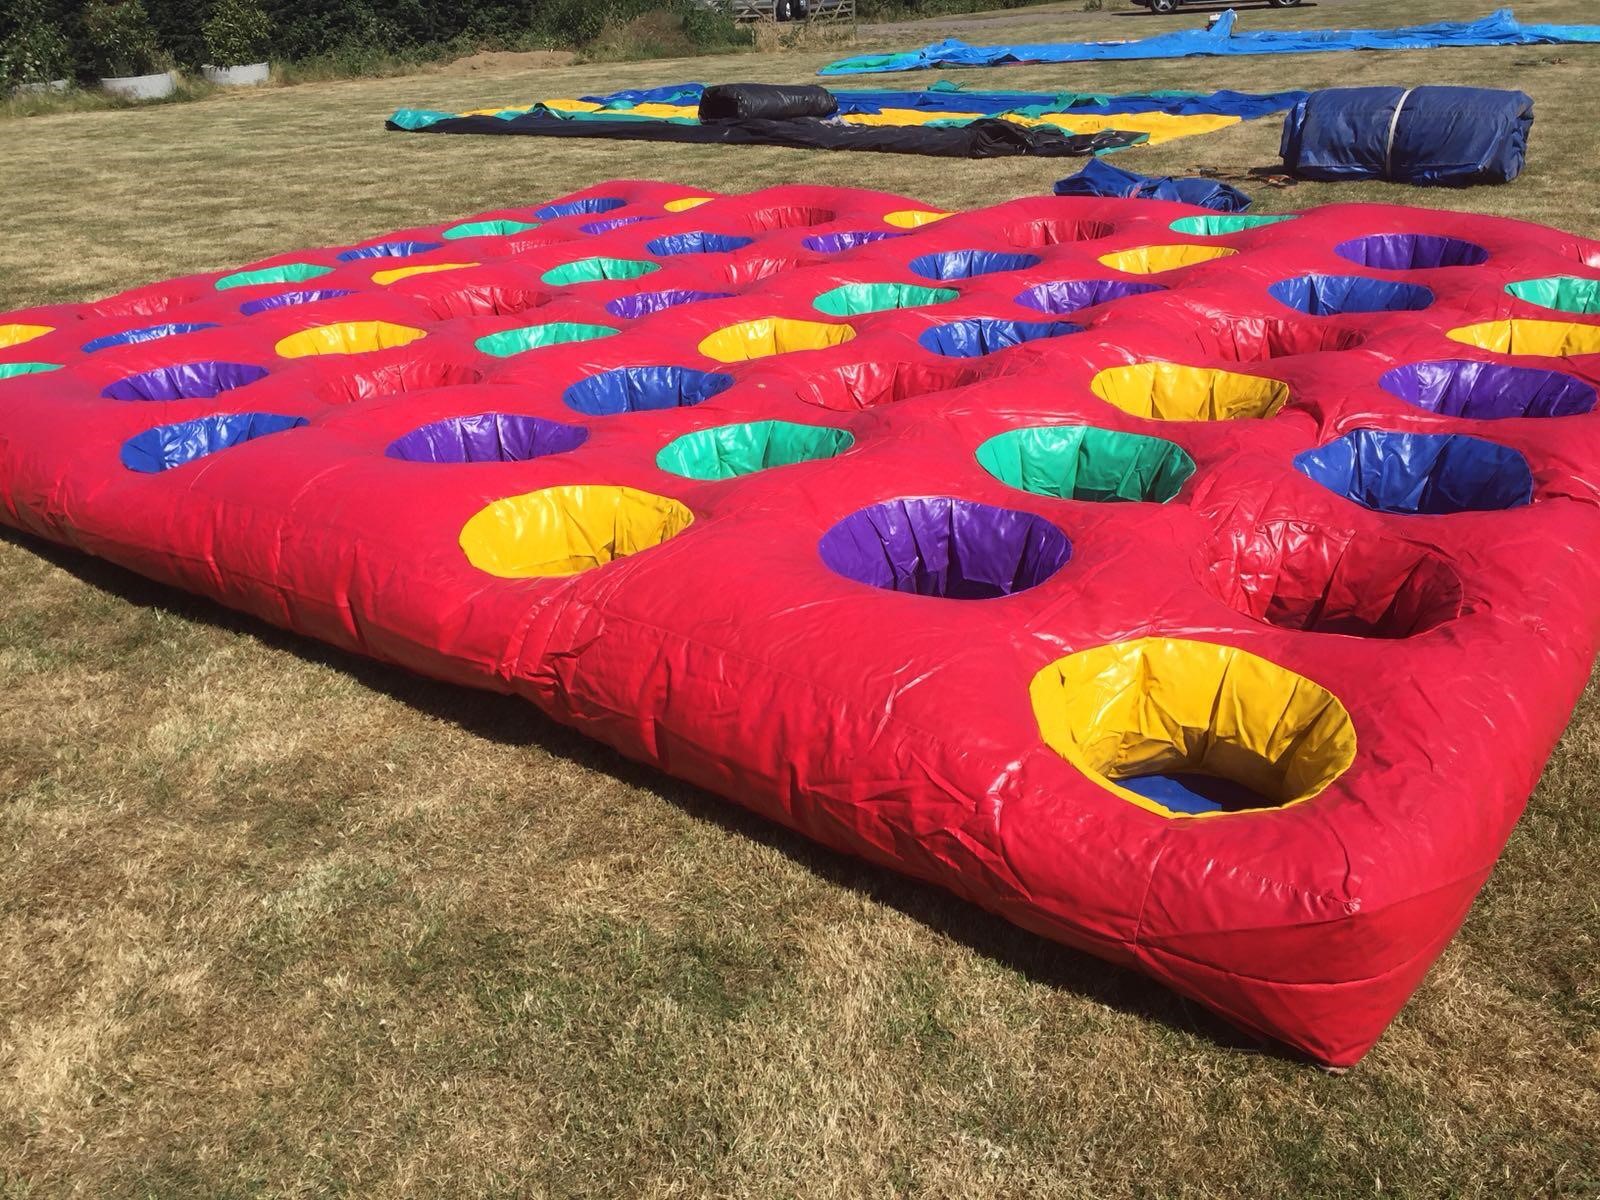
1446, 319, 1600, 357
697, 317, 857, 363
1090, 362, 1289, 421
1030, 637, 1357, 819
665, 197, 714, 212
0, 323, 52, 349
885, 209, 951, 229
1097, 244, 1237, 275
274, 321, 427, 358
460, 484, 694, 578
371, 261, 478, 286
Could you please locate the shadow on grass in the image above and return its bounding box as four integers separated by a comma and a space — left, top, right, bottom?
2, 523, 1296, 1065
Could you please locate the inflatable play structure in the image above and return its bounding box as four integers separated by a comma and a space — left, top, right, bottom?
820, 7, 1600, 76
3, 181, 1600, 1067
390, 83, 1304, 158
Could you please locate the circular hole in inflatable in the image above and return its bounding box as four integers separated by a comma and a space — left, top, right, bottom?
460, 484, 692, 578
976, 425, 1194, 503
908, 250, 1042, 281
103, 360, 268, 401
337, 240, 442, 262
1016, 279, 1163, 316
581, 215, 658, 236
83, 322, 218, 353
1269, 274, 1434, 316
475, 322, 619, 358
535, 196, 626, 220
120, 412, 307, 473
698, 317, 856, 363
919, 318, 1081, 358
0, 323, 53, 349
802, 230, 905, 254
657, 419, 854, 480
1505, 275, 1600, 315
239, 289, 355, 316
1002, 217, 1113, 248
442, 219, 540, 240
1199, 517, 1463, 637
883, 209, 949, 230
744, 205, 836, 232
0, 362, 61, 381
605, 289, 734, 319
795, 360, 981, 411
1168, 214, 1296, 237
1176, 315, 1366, 361
563, 366, 734, 415
813, 282, 959, 317
215, 262, 333, 292
541, 257, 660, 286
1295, 428, 1533, 514
1030, 638, 1355, 817
276, 321, 427, 358
646, 232, 755, 256
1447, 319, 1600, 356
819, 496, 1071, 600
1379, 359, 1596, 419
1334, 234, 1488, 271
1090, 362, 1289, 421
386, 413, 587, 463
371, 262, 477, 287
1099, 245, 1236, 275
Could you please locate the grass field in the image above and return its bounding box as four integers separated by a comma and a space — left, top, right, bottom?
3, 0, 1599, 1194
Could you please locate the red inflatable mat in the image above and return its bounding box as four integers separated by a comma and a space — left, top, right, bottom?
4, 180, 1600, 1067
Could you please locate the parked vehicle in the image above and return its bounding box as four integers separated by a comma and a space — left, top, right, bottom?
1135, 0, 1301, 11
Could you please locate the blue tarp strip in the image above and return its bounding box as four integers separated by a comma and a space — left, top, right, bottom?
818, 8, 1600, 76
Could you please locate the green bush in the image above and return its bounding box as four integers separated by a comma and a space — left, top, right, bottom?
83, 0, 172, 76
204, 0, 271, 64
0, 0, 72, 86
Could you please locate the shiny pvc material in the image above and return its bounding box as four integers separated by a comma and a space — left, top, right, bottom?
6, 181, 1600, 1070
1294, 429, 1535, 515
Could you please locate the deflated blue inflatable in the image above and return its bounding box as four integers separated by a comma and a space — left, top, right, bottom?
820, 8, 1600, 76
1280, 86, 1534, 185
1054, 159, 1251, 213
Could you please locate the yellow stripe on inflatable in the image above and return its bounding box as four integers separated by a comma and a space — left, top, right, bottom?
1099, 244, 1237, 274
1446, 319, 1600, 357
1031, 111, 1238, 146
1030, 637, 1356, 819
0, 323, 52, 349
698, 317, 857, 363
275, 321, 426, 358
1090, 362, 1290, 421
885, 209, 951, 229
460, 484, 694, 578
665, 197, 714, 212
371, 261, 478, 286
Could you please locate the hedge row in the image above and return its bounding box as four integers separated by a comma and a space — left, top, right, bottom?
1, 0, 723, 76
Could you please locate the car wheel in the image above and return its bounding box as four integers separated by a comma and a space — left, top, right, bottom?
1268, 0, 1302, 6
1149, 0, 1178, 12
794, 0, 810, 16
774, 0, 793, 20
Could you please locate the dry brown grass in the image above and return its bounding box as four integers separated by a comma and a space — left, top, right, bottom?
2, 0, 1599, 1194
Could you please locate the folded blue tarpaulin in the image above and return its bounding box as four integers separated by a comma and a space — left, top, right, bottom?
573, 82, 1305, 121
819, 8, 1600, 76
1280, 86, 1534, 185
1054, 159, 1252, 212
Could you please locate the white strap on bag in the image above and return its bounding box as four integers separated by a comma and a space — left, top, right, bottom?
1383, 87, 1416, 180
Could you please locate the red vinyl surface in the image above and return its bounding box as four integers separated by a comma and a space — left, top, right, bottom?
3, 180, 1599, 1066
